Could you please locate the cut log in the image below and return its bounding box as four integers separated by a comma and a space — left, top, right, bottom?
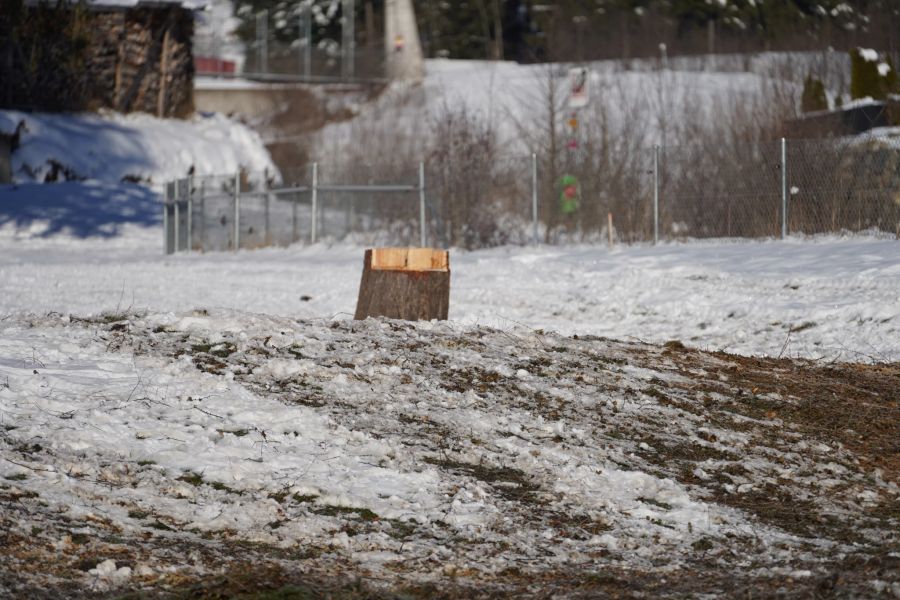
354, 248, 450, 321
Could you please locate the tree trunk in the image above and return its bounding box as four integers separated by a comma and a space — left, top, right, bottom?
365, 0, 375, 48
474, 0, 493, 60
491, 0, 503, 60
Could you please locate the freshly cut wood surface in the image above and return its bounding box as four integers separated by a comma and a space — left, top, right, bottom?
370, 247, 449, 271
355, 248, 450, 321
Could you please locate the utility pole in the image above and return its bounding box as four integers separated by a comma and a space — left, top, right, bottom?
298, 2, 312, 79
365, 0, 376, 49
256, 10, 268, 73
384, 0, 424, 81
343, 0, 356, 79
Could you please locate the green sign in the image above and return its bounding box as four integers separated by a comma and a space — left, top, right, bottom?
559, 174, 580, 215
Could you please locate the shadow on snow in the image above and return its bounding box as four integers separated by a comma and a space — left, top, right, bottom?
0, 181, 160, 238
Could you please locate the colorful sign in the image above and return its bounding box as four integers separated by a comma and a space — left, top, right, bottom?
559, 174, 580, 215
568, 67, 590, 108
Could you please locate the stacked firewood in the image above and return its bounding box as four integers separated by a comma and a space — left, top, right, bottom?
1, 4, 194, 118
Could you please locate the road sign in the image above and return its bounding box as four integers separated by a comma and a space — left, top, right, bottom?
568, 67, 589, 108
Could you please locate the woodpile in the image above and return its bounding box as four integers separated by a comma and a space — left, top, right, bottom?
354, 248, 450, 321
0, 4, 194, 117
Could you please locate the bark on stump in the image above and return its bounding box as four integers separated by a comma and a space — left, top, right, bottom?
354, 248, 450, 321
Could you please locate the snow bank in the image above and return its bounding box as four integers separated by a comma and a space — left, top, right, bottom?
0, 110, 277, 185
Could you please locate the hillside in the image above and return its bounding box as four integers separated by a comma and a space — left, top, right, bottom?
0, 311, 897, 597
0, 219, 898, 597
315, 56, 807, 160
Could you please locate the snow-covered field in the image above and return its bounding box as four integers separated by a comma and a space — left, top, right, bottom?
1, 200, 898, 596
1, 219, 897, 363
1, 62, 898, 596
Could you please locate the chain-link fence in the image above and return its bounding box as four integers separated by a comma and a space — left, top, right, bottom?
195, 5, 386, 83
164, 136, 900, 253
163, 164, 425, 254
656, 136, 900, 240
240, 42, 386, 82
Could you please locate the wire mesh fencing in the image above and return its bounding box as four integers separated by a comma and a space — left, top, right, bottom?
787, 137, 900, 235
425, 154, 537, 249
163, 136, 900, 253
658, 140, 785, 239
315, 161, 423, 246
657, 136, 900, 239
196, 6, 387, 83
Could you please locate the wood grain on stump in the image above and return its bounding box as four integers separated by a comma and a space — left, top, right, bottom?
354, 248, 450, 321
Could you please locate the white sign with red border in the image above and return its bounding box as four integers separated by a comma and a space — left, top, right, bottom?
568, 67, 590, 108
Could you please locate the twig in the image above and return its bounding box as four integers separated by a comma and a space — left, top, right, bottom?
192, 406, 224, 419
777, 329, 791, 359
113, 281, 126, 318
4, 457, 54, 472
24, 349, 45, 369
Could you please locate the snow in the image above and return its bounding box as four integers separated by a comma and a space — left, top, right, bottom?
1, 174, 895, 597
1, 299, 896, 594
316, 58, 802, 158
0, 181, 158, 238
1, 50, 898, 596
841, 96, 882, 109
0, 204, 896, 362
858, 48, 879, 62
194, 76, 275, 90
863, 126, 900, 142
0, 110, 277, 186
77, 0, 208, 9
193, 0, 245, 69
0, 181, 897, 593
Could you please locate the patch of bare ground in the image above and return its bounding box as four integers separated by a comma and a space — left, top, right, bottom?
626, 342, 899, 543
17, 556, 899, 599
664, 345, 898, 473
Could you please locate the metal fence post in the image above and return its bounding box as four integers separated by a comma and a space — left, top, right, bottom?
174, 179, 180, 252
653, 145, 659, 245
781, 137, 788, 239
298, 3, 304, 78
292, 190, 298, 244
419, 161, 426, 247
343, 0, 356, 80
264, 182, 271, 246
532, 153, 539, 247
257, 10, 268, 74
233, 170, 241, 251
304, 3, 312, 79
186, 176, 193, 252
311, 163, 318, 243
199, 179, 206, 251
163, 182, 170, 254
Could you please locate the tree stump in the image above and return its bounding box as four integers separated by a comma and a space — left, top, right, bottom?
354, 248, 450, 321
